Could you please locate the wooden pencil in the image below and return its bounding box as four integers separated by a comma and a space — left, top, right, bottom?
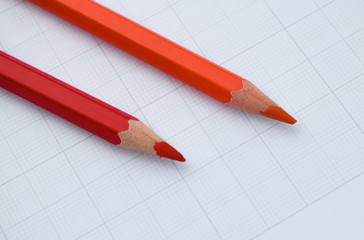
0, 50, 185, 162
29, 0, 296, 124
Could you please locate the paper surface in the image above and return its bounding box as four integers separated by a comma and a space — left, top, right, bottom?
0, 0, 364, 239
255, 173, 364, 240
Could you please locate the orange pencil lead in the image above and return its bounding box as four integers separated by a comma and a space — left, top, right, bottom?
261, 106, 297, 125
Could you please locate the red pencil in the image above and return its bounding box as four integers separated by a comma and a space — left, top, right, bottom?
28, 0, 296, 124
0, 50, 185, 162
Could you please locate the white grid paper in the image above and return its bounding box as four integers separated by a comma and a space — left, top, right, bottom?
1, 0, 364, 239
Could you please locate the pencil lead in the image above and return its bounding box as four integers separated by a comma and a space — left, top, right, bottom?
261, 106, 297, 125
154, 141, 186, 162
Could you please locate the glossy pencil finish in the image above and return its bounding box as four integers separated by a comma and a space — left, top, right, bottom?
0, 50, 185, 162
29, 0, 296, 124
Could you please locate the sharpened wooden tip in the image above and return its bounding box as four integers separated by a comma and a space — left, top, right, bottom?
227, 81, 296, 124
261, 106, 297, 125
118, 120, 185, 161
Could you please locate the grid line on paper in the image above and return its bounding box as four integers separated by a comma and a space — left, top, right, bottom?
216, 1, 308, 207
3, 17, 360, 120
33, 84, 118, 239
1, 66, 93, 239
0, 70, 335, 181
215, 0, 337, 67
292, 115, 347, 182
171, 0, 273, 228
2, 0, 364, 239
8, 24, 356, 122
306, 27, 364, 60
21, 174, 63, 240
281, 96, 348, 183
0, 222, 8, 240
173, 17, 271, 237
318, 3, 364, 87
168, 0, 274, 232
3, 146, 137, 229
251, 170, 364, 240
0, 125, 61, 237
173, 171, 224, 239
0, 1, 22, 15
109, 147, 170, 240
263, 0, 364, 204
84, 178, 183, 239
2, 11, 164, 239
168, 90, 225, 238
57, 155, 364, 240
250, 125, 308, 205
265, 0, 364, 136
23, 6, 118, 239
216, 0, 280, 74
136, 3, 229, 235
281, 124, 360, 171
3, 0, 183, 61
104, 24, 364, 107
319, 4, 364, 67
1, 64, 362, 206
218, 160, 270, 229
205, 2, 308, 221
97, 42, 152, 126
140, 63, 364, 133
0, 135, 92, 189
76, 178, 185, 239
1, 0, 336, 63
4, 165, 182, 236
41, 114, 117, 240
2, 59, 362, 230
263, 0, 346, 188
242, 116, 309, 223
168, 1, 207, 58
0, 115, 235, 191
4, 12, 108, 240
2, 62, 360, 198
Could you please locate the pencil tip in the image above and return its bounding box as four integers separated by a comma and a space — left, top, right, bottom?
261, 106, 297, 124
154, 141, 186, 162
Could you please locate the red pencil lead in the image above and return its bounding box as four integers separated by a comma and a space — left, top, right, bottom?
154, 142, 186, 162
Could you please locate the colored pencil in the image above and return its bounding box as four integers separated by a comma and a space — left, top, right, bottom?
0, 50, 185, 162
29, 0, 296, 124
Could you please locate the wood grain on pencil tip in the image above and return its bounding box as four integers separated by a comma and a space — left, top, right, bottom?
118, 120, 185, 162
227, 80, 297, 124
0, 50, 185, 162
28, 0, 296, 124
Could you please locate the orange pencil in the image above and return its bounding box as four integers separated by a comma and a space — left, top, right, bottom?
29, 0, 296, 124
0, 50, 185, 162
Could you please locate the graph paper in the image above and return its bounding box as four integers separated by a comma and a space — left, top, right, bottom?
1, 0, 364, 239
